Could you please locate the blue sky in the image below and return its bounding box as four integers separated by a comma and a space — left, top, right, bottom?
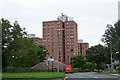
0, 0, 119, 46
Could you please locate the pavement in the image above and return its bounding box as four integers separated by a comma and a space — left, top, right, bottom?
111, 74, 120, 78
65, 72, 120, 80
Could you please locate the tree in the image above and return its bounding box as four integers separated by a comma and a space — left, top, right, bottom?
84, 62, 97, 71
7, 38, 39, 67
1, 18, 40, 68
102, 20, 120, 61
37, 45, 47, 62
2, 18, 26, 51
71, 55, 84, 70
2, 18, 27, 68
2, 18, 14, 68
86, 44, 108, 72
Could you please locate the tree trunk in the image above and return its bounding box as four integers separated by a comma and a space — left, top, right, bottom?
97, 63, 100, 73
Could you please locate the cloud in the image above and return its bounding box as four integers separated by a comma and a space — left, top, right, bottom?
0, 0, 119, 46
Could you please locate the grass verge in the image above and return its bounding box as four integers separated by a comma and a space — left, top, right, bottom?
2, 72, 65, 78
100, 71, 119, 74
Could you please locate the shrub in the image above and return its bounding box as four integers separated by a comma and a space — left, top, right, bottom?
116, 65, 120, 74
84, 62, 97, 71
2, 67, 56, 73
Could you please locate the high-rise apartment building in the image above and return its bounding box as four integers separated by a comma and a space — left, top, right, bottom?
27, 34, 43, 45
78, 40, 89, 58
43, 14, 78, 65
33, 37, 43, 45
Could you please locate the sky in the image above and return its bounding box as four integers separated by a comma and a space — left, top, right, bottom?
0, 0, 119, 46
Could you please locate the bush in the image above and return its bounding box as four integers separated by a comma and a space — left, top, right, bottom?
2, 67, 62, 73
84, 62, 97, 71
73, 68, 79, 73
116, 65, 120, 74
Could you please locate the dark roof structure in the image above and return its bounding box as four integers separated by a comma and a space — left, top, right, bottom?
32, 60, 65, 70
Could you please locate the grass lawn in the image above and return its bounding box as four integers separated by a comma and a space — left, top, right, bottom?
100, 71, 119, 74
0, 73, 1, 79
2, 72, 65, 79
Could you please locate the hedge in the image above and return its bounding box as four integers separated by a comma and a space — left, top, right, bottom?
2, 67, 64, 73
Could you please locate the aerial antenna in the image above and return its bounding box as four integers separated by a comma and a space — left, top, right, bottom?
61, 13, 64, 16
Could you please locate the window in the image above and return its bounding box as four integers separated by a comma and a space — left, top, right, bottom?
67, 56, 69, 58
57, 22, 61, 25
70, 26, 73, 29
48, 23, 49, 26
43, 29, 46, 33
67, 29, 69, 31
58, 25, 60, 29
52, 42, 54, 44
70, 22, 73, 26
67, 42, 69, 44
66, 36, 69, 38
43, 35, 46, 39
48, 45, 50, 49
58, 31, 60, 34
59, 56, 61, 58
70, 42, 73, 44
59, 52, 61, 55
52, 22, 54, 25
70, 36, 73, 38
70, 46, 73, 48
44, 42, 46, 46
58, 46, 60, 49
58, 42, 60, 45
48, 35, 50, 39
67, 46, 69, 49
48, 27, 49, 30
52, 46, 54, 49
58, 35, 60, 38
43, 24, 45, 27
52, 29, 54, 33
70, 29, 73, 31
71, 49, 73, 51
48, 42, 50, 45
70, 31, 73, 34
52, 36, 54, 39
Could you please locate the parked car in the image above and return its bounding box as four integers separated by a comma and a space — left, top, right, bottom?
65, 65, 73, 74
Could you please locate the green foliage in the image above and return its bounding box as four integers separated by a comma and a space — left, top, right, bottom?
1, 18, 40, 68
2, 19, 12, 67
102, 20, 120, 60
1, 18, 27, 68
116, 65, 120, 74
71, 55, 84, 70
37, 45, 47, 62
7, 38, 39, 67
86, 44, 108, 72
84, 62, 97, 71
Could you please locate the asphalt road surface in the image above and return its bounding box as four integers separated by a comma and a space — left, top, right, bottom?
65, 72, 120, 80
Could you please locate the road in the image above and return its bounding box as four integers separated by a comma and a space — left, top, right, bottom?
65, 72, 120, 80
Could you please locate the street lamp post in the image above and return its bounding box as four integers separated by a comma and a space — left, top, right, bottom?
110, 43, 113, 72
50, 57, 54, 72
51, 57, 53, 72
47, 56, 49, 72
57, 60, 59, 72
48, 57, 54, 72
